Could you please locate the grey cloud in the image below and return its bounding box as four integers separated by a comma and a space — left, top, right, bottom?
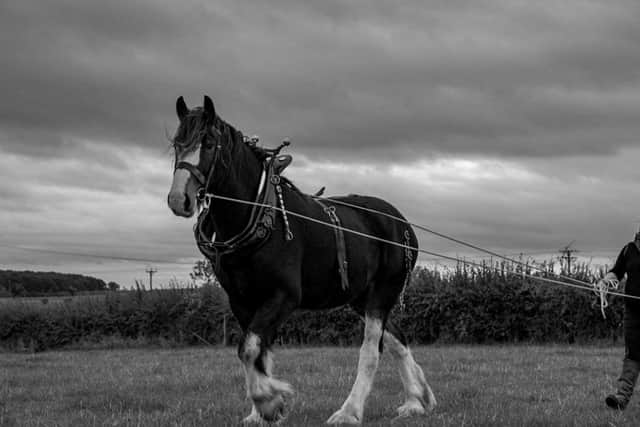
287, 146, 640, 258
2, 0, 640, 284
2, 0, 640, 160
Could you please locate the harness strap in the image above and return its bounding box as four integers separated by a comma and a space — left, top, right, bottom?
315, 199, 349, 290
399, 229, 413, 310
194, 158, 281, 271
175, 161, 207, 186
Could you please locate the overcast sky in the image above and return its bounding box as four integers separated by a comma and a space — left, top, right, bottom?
2, 0, 640, 287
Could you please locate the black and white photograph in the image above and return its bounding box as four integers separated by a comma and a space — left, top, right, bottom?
2, 0, 640, 425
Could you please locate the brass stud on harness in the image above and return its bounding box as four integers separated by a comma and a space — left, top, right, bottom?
203, 194, 212, 210
399, 229, 413, 311
274, 181, 293, 241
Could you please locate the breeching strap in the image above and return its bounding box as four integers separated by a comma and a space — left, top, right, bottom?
314, 199, 349, 290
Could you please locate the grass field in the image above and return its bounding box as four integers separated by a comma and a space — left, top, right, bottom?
1, 345, 639, 426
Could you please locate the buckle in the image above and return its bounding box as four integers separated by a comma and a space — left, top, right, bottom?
203, 194, 212, 209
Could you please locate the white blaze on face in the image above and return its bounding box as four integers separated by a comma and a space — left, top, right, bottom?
171, 147, 200, 194
168, 146, 201, 216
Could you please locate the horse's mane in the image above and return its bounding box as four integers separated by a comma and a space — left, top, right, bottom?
223, 123, 304, 195
172, 108, 303, 195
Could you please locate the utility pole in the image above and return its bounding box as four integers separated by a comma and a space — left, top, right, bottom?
145, 267, 157, 290
222, 313, 228, 346
559, 241, 578, 275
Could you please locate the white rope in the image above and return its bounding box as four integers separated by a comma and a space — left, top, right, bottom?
0, 244, 197, 265
593, 277, 620, 319
208, 193, 640, 303
313, 195, 593, 288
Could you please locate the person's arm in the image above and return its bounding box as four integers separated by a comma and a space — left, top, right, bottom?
606, 244, 629, 282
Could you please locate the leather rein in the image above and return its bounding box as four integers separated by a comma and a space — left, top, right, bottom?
174, 126, 223, 191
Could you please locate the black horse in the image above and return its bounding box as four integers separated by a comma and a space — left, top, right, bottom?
167, 96, 436, 424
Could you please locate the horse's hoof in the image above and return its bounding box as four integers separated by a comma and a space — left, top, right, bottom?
242, 411, 264, 424
255, 393, 286, 423
394, 400, 426, 419
606, 394, 628, 410
326, 408, 360, 425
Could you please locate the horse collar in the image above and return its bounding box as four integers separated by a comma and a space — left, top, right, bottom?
194, 158, 286, 270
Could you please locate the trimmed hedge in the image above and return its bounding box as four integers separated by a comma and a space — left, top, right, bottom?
0, 265, 623, 351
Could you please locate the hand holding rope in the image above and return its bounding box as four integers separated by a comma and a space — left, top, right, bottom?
593, 272, 620, 319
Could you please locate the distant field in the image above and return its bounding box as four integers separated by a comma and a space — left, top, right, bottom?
1, 345, 639, 426
0, 293, 107, 309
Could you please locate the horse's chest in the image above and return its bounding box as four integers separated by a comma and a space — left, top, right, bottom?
222, 267, 276, 298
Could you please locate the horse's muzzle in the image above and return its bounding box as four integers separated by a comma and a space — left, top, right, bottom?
168, 191, 194, 218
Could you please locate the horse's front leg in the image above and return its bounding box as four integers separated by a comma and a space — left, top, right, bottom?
229, 302, 264, 425
238, 291, 297, 423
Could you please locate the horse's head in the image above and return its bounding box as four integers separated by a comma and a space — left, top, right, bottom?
168, 95, 224, 217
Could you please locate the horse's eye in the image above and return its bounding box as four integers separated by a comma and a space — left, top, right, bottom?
202, 133, 216, 149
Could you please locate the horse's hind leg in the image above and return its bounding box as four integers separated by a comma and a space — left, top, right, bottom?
326, 313, 384, 425
384, 321, 436, 418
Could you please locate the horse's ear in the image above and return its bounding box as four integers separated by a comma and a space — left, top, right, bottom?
203, 95, 216, 120
176, 96, 188, 121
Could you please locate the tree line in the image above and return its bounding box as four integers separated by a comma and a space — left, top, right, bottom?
0, 270, 119, 297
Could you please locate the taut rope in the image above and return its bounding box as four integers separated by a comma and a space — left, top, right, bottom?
203, 192, 640, 304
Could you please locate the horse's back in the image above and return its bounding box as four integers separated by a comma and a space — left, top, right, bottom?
330, 194, 417, 248
330, 194, 406, 220
328, 193, 419, 277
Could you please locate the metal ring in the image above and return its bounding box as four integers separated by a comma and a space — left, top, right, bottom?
203, 194, 212, 209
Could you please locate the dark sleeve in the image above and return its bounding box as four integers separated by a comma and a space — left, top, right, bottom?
610, 244, 629, 280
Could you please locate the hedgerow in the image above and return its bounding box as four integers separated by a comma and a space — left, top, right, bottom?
0, 263, 623, 351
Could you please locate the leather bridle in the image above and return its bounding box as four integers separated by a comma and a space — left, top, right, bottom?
173, 126, 223, 202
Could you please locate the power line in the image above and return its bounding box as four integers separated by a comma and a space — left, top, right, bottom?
426, 250, 574, 262
0, 244, 197, 266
